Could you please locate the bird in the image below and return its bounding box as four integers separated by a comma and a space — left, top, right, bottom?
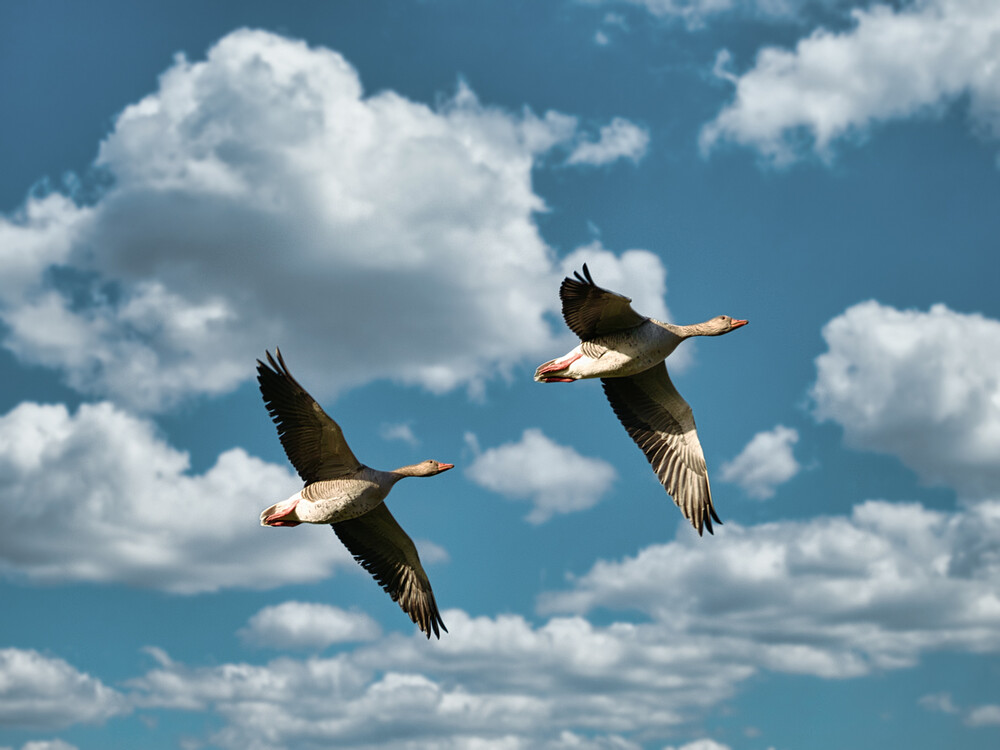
534, 264, 747, 535
257, 349, 453, 638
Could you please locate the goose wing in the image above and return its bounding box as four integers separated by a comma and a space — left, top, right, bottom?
257, 349, 363, 483
560, 263, 648, 341
332, 504, 447, 639
601, 362, 722, 535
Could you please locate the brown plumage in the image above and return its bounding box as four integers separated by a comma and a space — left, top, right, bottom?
258, 349, 452, 638
535, 265, 748, 535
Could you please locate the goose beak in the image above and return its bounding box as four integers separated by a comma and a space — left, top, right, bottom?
437, 463, 455, 472
731, 319, 748, 330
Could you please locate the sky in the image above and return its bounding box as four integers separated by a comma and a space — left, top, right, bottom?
1, 0, 999, 748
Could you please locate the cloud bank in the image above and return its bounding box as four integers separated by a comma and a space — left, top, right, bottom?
0, 29, 657, 411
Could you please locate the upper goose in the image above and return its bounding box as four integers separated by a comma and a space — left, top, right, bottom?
534, 264, 747, 535
257, 349, 453, 638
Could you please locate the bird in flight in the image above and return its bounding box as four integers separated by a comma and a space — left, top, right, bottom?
258, 349, 453, 638
535, 264, 747, 535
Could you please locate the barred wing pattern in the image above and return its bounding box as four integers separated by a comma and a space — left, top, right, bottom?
601, 363, 722, 535
257, 349, 363, 483
332, 504, 447, 639
560, 263, 647, 340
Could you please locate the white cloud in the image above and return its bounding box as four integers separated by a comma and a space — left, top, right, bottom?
20, 742, 79, 750
0, 648, 127, 729
82, 496, 1000, 749
584, 0, 843, 29
720, 424, 800, 498
466, 429, 617, 523
381, 422, 420, 446
239, 601, 381, 648
541, 499, 1000, 676
811, 301, 1000, 500
663, 741, 731, 750
0, 400, 367, 593
966, 704, 1000, 727
0, 29, 657, 410
919, 692, 959, 714
567, 118, 650, 166
701, 0, 1000, 164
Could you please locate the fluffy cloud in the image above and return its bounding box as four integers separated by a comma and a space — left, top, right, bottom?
0, 29, 658, 410
0, 649, 127, 729
0, 400, 369, 593
811, 301, 1000, 500
702, 0, 1000, 163
45, 496, 997, 748
466, 429, 617, 523
566, 118, 649, 166
541, 500, 1000, 676
719, 425, 800, 499
239, 601, 381, 648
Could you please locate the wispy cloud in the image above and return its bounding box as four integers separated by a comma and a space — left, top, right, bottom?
567, 117, 649, 166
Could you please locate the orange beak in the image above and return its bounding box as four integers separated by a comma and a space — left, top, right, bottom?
438, 463, 455, 472
731, 319, 749, 330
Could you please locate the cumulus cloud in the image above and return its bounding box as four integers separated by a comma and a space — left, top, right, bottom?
542, 499, 1000, 676
47, 496, 996, 748
466, 429, 617, 523
239, 601, 381, 648
0, 400, 368, 593
566, 118, 649, 166
701, 0, 1000, 164
719, 424, 800, 498
0, 29, 658, 410
811, 301, 1000, 500
0, 649, 127, 729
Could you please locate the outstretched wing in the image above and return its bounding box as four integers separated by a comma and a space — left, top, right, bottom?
332, 504, 447, 639
560, 263, 648, 341
257, 349, 363, 483
601, 363, 722, 535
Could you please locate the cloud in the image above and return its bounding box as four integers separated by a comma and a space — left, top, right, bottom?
701, 0, 1000, 164
381, 422, 420, 446
583, 0, 844, 29
60, 496, 999, 749
541, 499, 1000, 677
719, 424, 800, 498
0, 400, 368, 593
566, 118, 649, 166
0, 649, 127, 729
919, 692, 959, 714
966, 704, 1000, 727
811, 301, 1000, 500
0, 29, 658, 411
663, 741, 731, 750
239, 601, 381, 648
466, 429, 617, 523
20, 742, 79, 750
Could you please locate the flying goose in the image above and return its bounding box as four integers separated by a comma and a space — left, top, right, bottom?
535, 264, 747, 535
258, 349, 453, 638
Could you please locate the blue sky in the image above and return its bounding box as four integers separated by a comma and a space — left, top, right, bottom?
2, 1, 999, 748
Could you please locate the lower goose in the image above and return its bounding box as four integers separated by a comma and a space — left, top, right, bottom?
535, 265, 747, 535
258, 349, 453, 638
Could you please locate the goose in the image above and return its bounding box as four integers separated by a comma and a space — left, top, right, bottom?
534, 264, 747, 535
257, 349, 453, 638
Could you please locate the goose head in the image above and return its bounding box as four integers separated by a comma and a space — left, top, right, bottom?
698, 315, 748, 336
396, 460, 455, 478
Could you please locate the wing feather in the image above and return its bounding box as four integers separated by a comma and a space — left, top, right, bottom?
332, 505, 447, 639
560, 264, 648, 341
257, 349, 363, 483
601, 363, 722, 535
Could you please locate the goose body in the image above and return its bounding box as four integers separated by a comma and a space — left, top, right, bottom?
257, 349, 453, 638
535, 265, 747, 535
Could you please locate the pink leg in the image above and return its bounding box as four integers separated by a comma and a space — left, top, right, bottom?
264, 499, 301, 527
536, 352, 583, 381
